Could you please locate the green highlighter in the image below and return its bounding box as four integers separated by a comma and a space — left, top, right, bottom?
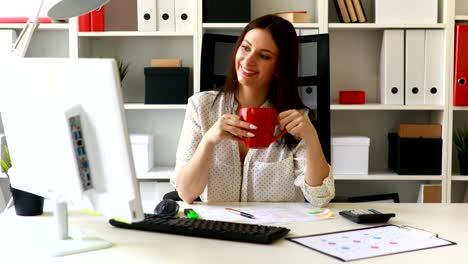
184, 209, 199, 219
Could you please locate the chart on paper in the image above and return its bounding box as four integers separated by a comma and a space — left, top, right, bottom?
187, 203, 335, 225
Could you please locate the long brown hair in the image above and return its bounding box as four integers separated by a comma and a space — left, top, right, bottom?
216, 14, 306, 149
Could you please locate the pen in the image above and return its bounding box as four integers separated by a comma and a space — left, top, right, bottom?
225, 208, 255, 219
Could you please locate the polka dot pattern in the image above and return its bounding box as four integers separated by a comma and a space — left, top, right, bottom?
172, 91, 335, 207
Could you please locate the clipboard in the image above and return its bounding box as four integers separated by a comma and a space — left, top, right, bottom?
287, 224, 456, 262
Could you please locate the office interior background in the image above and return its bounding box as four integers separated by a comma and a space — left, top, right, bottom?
1, 0, 468, 206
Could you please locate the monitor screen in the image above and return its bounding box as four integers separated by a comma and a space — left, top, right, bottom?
0, 58, 144, 256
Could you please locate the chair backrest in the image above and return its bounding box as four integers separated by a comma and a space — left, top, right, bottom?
200, 33, 330, 162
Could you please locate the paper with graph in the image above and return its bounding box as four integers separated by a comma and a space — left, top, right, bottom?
288, 225, 455, 262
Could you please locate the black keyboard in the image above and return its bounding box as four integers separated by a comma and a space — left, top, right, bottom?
109, 214, 290, 244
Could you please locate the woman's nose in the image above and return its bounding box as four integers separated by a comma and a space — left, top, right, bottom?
243, 52, 255, 65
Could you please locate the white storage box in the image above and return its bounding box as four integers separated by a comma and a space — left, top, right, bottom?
130, 134, 154, 176
375, 0, 438, 24
331, 136, 370, 175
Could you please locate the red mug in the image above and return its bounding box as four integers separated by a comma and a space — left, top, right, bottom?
238, 108, 286, 148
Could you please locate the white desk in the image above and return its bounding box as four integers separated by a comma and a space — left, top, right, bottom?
0, 202, 467, 263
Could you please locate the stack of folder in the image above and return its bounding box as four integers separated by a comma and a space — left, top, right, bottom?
380, 29, 444, 105
78, 6, 105, 32
137, 0, 192, 32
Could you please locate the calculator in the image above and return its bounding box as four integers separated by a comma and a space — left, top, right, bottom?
339, 209, 396, 224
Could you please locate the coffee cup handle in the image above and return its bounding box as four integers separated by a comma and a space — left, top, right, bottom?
271, 128, 287, 142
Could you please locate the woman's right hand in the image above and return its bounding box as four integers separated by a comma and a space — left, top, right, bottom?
204, 114, 257, 145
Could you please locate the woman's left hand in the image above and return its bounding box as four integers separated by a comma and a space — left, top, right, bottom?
278, 109, 315, 141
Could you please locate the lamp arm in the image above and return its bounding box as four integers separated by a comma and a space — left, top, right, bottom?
11, 0, 46, 57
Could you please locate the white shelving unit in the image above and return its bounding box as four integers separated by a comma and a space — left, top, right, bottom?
1, 0, 467, 203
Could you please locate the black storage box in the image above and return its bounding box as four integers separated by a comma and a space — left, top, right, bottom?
144, 67, 189, 104
388, 133, 442, 175
203, 0, 250, 23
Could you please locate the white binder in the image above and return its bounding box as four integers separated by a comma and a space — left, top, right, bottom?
424, 30, 444, 105
405, 30, 426, 105
174, 0, 192, 32
137, 0, 157, 32
157, 0, 175, 32
0, 30, 16, 56
379, 30, 404, 105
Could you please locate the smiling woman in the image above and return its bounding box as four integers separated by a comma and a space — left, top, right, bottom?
172, 14, 335, 206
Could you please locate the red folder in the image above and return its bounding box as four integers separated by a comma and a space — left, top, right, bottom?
78, 13, 91, 32
90, 6, 105, 32
454, 25, 468, 106
0, 17, 52, 23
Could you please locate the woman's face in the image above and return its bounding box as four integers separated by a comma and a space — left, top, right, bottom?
235, 28, 279, 92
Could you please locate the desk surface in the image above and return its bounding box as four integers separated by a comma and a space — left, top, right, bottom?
0, 202, 467, 264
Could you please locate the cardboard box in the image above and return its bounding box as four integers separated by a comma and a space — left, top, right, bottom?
331, 136, 370, 175
203, 0, 250, 23
130, 134, 154, 176
375, 0, 438, 24
144, 67, 189, 104
417, 184, 441, 203
275, 12, 312, 23
151, 59, 182, 67
398, 124, 442, 139
388, 133, 442, 175
339, 90, 366, 104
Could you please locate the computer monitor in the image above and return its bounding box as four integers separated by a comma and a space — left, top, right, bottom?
0, 58, 144, 256
200, 33, 331, 162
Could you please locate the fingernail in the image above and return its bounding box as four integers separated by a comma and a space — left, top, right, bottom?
249, 124, 257, 130
247, 132, 255, 137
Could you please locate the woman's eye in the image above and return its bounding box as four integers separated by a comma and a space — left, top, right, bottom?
241, 45, 250, 52
260, 54, 271, 60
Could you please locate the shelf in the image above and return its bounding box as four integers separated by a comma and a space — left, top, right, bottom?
335, 170, 442, 181
137, 166, 174, 181
453, 106, 468, 111
331, 104, 444, 111
329, 23, 446, 30
451, 176, 468, 181
455, 15, 468, 21
78, 31, 193, 37
124, 104, 187, 110
203, 23, 320, 30
0, 23, 69, 30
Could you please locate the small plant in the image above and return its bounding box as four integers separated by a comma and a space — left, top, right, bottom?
454, 128, 468, 155
0, 144, 11, 178
115, 57, 130, 82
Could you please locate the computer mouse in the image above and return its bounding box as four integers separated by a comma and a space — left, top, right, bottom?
154, 199, 180, 218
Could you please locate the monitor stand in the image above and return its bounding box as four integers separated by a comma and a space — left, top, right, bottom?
46, 201, 112, 257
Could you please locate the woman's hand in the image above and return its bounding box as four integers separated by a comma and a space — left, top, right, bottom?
204, 114, 257, 145
278, 109, 315, 142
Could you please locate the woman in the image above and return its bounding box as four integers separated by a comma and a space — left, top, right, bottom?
172, 14, 335, 206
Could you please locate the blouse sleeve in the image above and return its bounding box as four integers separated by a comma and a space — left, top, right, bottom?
171, 95, 203, 188
293, 140, 335, 207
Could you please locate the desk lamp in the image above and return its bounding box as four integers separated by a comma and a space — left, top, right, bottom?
11, 0, 109, 57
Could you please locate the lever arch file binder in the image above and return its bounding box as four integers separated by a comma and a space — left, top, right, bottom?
137, 0, 157, 32
175, 0, 192, 32
380, 30, 404, 105
157, 0, 175, 32
424, 30, 444, 105
454, 25, 468, 106
405, 30, 425, 105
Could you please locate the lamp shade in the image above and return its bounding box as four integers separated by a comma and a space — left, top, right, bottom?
47, 0, 110, 19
